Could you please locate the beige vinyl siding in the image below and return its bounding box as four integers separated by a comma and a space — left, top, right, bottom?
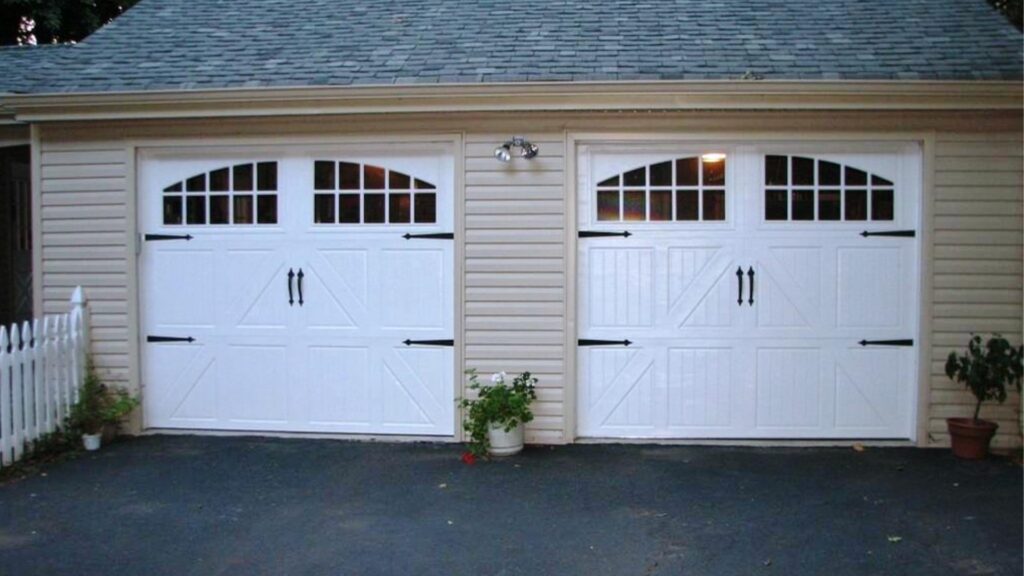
31, 111, 1022, 446
929, 132, 1023, 449
37, 142, 132, 387
464, 134, 568, 444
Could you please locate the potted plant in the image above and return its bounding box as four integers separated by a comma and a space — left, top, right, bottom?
944, 334, 1023, 459
68, 362, 139, 451
459, 369, 538, 457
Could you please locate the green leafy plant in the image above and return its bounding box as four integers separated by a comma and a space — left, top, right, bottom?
458, 369, 538, 456
67, 360, 139, 436
945, 334, 1023, 422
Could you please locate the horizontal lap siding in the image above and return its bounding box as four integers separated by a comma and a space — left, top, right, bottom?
930, 133, 1023, 448
38, 143, 132, 386
464, 135, 567, 444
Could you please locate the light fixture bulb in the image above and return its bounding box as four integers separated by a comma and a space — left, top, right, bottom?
494, 137, 539, 162
701, 152, 727, 163
494, 145, 512, 162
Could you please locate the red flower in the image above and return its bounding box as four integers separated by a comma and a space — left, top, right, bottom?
461, 451, 476, 465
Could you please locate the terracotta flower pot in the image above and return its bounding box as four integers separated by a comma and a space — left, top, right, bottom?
946, 417, 998, 460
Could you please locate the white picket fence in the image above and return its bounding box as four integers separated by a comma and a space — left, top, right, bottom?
0, 287, 89, 467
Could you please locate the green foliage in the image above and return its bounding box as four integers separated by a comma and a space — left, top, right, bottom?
458, 369, 537, 457
0, 0, 139, 45
67, 359, 139, 436
988, 0, 1023, 30
945, 334, 1023, 422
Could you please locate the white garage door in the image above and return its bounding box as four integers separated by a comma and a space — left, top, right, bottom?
139, 145, 455, 435
577, 143, 920, 440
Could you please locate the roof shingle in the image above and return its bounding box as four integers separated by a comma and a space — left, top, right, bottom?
3, 0, 1022, 94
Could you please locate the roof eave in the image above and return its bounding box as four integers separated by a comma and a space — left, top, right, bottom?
2, 79, 1021, 122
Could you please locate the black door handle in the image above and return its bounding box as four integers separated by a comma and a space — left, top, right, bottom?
297, 268, 304, 306
287, 268, 295, 306
747, 267, 755, 306
736, 267, 744, 306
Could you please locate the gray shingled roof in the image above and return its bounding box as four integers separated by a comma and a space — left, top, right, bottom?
2, 0, 1022, 94
0, 44, 73, 93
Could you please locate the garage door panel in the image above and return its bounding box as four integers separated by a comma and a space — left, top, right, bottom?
585, 247, 654, 328
220, 344, 289, 424
578, 144, 919, 441
144, 342, 217, 426
674, 255, 740, 329
836, 246, 904, 329
580, 347, 657, 434
753, 246, 821, 330
754, 347, 822, 429
667, 246, 720, 309
300, 263, 361, 330
306, 346, 371, 427
378, 347, 451, 430
315, 249, 368, 309
379, 248, 448, 330
833, 347, 909, 432
667, 346, 734, 429
230, 262, 292, 331
141, 149, 455, 436
166, 352, 218, 423
148, 248, 216, 329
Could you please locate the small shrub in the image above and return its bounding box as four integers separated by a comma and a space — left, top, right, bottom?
945, 333, 1023, 422
458, 369, 537, 457
67, 359, 139, 437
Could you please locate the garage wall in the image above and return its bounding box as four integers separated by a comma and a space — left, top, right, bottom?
32, 111, 1023, 447
929, 132, 1023, 449
36, 141, 133, 388
464, 134, 567, 444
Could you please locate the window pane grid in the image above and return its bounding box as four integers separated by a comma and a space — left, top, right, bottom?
163, 162, 278, 226
595, 156, 726, 223
312, 161, 437, 225
763, 155, 894, 222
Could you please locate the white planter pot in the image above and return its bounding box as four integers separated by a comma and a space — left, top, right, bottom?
487, 423, 524, 457
82, 433, 102, 451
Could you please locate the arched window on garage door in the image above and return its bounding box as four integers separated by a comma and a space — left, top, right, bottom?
312, 160, 437, 225
595, 155, 726, 222
763, 155, 894, 222
162, 161, 279, 225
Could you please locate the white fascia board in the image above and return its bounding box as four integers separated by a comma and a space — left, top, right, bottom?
1, 80, 1021, 122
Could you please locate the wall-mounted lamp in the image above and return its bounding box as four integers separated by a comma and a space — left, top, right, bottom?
701, 152, 727, 163
495, 136, 540, 162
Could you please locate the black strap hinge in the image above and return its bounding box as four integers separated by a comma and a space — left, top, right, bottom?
579, 230, 631, 239
403, 339, 454, 347
147, 335, 195, 343
145, 233, 193, 242
858, 339, 914, 347
578, 339, 632, 347
860, 230, 915, 238
403, 232, 454, 240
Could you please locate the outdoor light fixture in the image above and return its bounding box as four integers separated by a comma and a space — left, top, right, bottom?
701, 152, 727, 163
494, 136, 539, 162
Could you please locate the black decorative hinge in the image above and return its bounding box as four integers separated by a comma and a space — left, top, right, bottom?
147, 335, 195, 343
578, 339, 632, 347
403, 339, 454, 347
860, 230, 915, 238
579, 230, 631, 238
144, 233, 193, 241
858, 339, 914, 347
403, 232, 454, 240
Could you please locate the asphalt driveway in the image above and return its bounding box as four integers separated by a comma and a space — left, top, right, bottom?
0, 436, 1020, 576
